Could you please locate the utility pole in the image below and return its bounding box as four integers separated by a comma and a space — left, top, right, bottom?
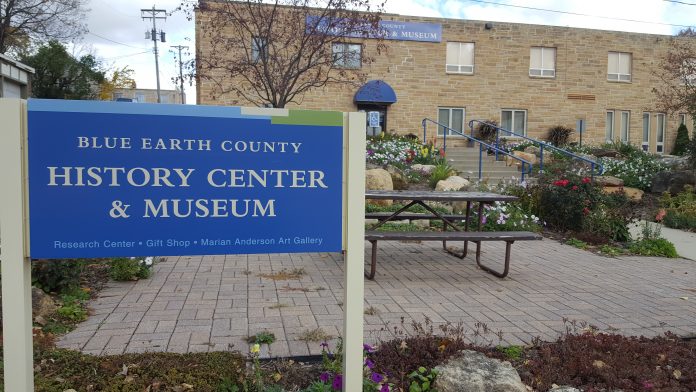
170, 45, 188, 104
141, 6, 167, 103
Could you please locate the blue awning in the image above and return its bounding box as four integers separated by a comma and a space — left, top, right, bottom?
354, 80, 397, 104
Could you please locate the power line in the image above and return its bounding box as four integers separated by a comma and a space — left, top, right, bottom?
87, 32, 148, 50
462, 0, 696, 28
663, 0, 696, 5
102, 50, 151, 61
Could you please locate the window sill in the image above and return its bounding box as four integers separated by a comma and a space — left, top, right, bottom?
529, 75, 556, 79
607, 79, 632, 83
446, 71, 474, 75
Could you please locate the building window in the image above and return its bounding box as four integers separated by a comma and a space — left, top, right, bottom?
530, 47, 556, 77
606, 111, 615, 142
608, 52, 631, 82
135, 93, 146, 103
620, 111, 630, 143
332, 43, 361, 69
656, 113, 666, 154
446, 42, 474, 74
642, 112, 650, 152
501, 109, 527, 136
160, 94, 170, 104
437, 107, 465, 136
679, 113, 687, 126
251, 36, 268, 62
113, 92, 123, 100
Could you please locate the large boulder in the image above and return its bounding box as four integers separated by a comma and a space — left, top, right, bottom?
590, 148, 618, 158
651, 170, 696, 194
435, 176, 470, 192
595, 175, 624, 187
32, 287, 57, 322
524, 145, 541, 156
434, 350, 526, 392
366, 168, 393, 206
412, 164, 436, 175
385, 165, 408, 190
603, 186, 644, 201
507, 151, 537, 166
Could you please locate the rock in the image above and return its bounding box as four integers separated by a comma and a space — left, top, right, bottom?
548, 386, 581, 392
366, 162, 382, 170
658, 155, 690, 170
434, 350, 526, 392
365, 168, 393, 206
385, 165, 408, 190
603, 186, 644, 201
595, 175, 624, 187
651, 170, 696, 194
32, 287, 57, 320
524, 145, 541, 156
435, 176, 470, 191
412, 164, 436, 175
34, 315, 48, 326
412, 219, 430, 228
591, 148, 618, 158
507, 151, 537, 166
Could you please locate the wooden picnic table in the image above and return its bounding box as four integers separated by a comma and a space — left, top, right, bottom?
364, 190, 541, 280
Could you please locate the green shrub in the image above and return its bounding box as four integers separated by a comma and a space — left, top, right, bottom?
598, 145, 668, 191
539, 175, 603, 231
565, 238, 589, 249
32, 260, 83, 293
660, 185, 696, 230
481, 201, 542, 232
629, 222, 678, 257
672, 123, 690, 156
547, 125, 574, 147
428, 162, 456, 188
109, 257, 152, 281
497, 345, 524, 360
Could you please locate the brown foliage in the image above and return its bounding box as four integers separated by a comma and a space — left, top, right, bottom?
195, 0, 387, 107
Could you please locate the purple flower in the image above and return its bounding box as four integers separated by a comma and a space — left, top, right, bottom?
482, 215, 487, 225
370, 372, 384, 383
380, 384, 390, 392
332, 374, 343, 390
363, 343, 374, 353
367, 149, 374, 156
365, 358, 375, 369
319, 372, 330, 383
320, 341, 329, 349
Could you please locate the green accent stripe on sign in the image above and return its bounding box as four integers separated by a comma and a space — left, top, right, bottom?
271, 110, 343, 126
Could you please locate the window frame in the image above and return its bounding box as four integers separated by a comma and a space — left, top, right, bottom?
679, 113, 687, 126
500, 109, 527, 137
445, 42, 475, 75
529, 46, 556, 78
656, 113, 666, 154
607, 51, 632, 82
642, 112, 650, 152
332, 42, 362, 69
606, 110, 615, 142
437, 107, 466, 136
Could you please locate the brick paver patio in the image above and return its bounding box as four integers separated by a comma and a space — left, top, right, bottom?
58, 239, 696, 357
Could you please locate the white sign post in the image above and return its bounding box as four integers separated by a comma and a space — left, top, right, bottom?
0, 98, 34, 391
343, 112, 366, 391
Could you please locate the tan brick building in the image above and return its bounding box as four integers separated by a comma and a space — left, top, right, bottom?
196, 7, 694, 154
112, 88, 185, 104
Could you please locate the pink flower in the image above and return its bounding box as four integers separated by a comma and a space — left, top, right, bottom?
572, 185, 579, 191
656, 208, 667, 222
582, 177, 591, 184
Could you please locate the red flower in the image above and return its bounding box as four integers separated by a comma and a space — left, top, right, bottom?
553, 179, 570, 187
583, 207, 590, 215
582, 177, 591, 184
572, 185, 579, 191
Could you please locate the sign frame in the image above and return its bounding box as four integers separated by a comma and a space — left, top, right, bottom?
0, 99, 366, 392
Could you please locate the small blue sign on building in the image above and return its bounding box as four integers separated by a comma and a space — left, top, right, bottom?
368, 111, 380, 128
27, 100, 345, 258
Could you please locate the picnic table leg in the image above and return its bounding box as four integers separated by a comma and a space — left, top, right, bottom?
443, 201, 471, 259
365, 240, 378, 280
475, 240, 514, 278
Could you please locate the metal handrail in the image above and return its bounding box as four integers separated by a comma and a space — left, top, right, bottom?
468, 120, 604, 178
422, 118, 533, 182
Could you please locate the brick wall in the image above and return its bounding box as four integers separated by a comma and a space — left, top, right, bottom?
196, 7, 694, 154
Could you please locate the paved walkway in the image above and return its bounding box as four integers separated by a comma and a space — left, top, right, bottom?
58, 239, 696, 357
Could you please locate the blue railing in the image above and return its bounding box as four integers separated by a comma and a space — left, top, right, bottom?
468, 120, 604, 179
422, 118, 533, 182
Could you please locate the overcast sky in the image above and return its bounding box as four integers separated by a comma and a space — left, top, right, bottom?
81, 0, 696, 104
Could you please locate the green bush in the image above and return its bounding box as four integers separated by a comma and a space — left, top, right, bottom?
598, 143, 668, 191
32, 260, 83, 293
428, 162, 456, 188
660, 185, 696, 230
629, 221, 678, 257
539, 175, 603, 231
547, 125, 574, 147
672, 123, 690, 156
110, 257, 152, 281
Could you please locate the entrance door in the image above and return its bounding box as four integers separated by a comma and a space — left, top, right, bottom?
357, 104, 387, 134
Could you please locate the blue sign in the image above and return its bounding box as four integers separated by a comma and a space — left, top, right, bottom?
306, 16, 441, 43
27, 100, 344, 258
368, 111, 380, 128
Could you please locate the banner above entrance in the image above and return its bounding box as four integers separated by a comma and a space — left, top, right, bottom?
27, 100, 345, 258
306, 15, 442, 43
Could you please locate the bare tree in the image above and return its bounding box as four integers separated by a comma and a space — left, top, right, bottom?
653, 28, 696, 128
195, 0, 386, 108
0, 0, 88, 54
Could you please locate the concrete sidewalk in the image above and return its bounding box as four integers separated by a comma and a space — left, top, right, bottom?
630, 220, 696, 260
58, 239, 696, 357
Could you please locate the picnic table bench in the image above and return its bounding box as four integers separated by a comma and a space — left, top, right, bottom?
364, 190, 542, 280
